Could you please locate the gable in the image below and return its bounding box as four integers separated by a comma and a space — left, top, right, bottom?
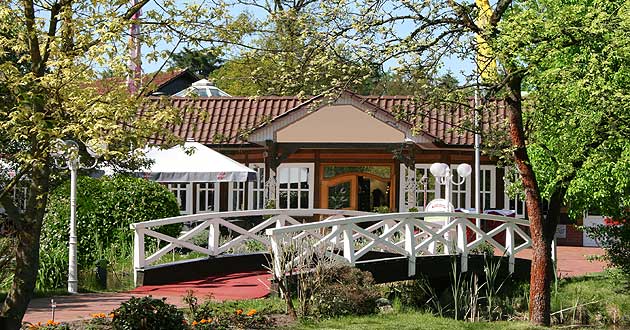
276, 104, 405, 143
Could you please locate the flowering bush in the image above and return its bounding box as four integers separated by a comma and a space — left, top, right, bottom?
193, 303, 271, 329
26, 320, 69, 330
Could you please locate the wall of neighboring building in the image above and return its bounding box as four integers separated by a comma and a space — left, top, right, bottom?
155, 74, 198, 95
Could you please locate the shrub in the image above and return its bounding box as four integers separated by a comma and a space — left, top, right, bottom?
111, 296, 186, 330
382, 278, 435, 310
193, 300, 275, 329
40, 175, 181, 289
311, 265, 380, 318
585, 221, 630, 279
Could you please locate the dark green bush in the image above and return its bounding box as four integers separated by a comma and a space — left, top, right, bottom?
383, 278, 434, 310
40, 175, 181, 289
585, 221, 630, 279
111, 296, 186, 330
311, 265, 379, 318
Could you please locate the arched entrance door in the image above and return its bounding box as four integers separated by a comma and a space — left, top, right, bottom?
320, 165, 393, 212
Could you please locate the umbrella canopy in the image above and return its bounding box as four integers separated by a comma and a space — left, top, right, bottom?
139, 141, 256, 182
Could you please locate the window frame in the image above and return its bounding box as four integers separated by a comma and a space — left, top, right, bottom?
247, 163, 266, 210
166, 182, 193, 215
276, 163, 315, 209
479, 165, 497, 211
450, 164, 472, 209
503, 167, 527, 218
228, 181, 247, 211
195, 182, 220, 213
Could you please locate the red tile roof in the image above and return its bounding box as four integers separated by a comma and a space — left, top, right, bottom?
151, 94, 508, 147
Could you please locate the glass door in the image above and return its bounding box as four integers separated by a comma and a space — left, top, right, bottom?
321, 176, 357, 210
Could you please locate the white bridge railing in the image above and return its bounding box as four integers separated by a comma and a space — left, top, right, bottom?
266, 212, 534, 279
131, 209, 370, 283
132, 209, 536, 285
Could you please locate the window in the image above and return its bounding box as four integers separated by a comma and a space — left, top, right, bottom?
196, 182, 219, 213
166, 183, 192, 214
248, 164, 266, 210
277, 163, 314, 209
228, 181, 247, 211
450, 164, 471, 209
479, 165, 496, 211
503, 168, 526, 218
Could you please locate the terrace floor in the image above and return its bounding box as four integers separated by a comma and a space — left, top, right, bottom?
23, 246, 606, 324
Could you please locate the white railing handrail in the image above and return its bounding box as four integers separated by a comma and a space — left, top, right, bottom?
266, 212, 529, 236
131, 208, 373, 229
132, 209, 533, 286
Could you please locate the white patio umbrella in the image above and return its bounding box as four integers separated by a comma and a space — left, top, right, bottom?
137, 141, 256, 182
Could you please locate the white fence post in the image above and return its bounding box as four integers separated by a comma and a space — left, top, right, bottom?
331, 224, 340, 246
275, 215, 286, 228
208, 220, 220, 256
404, 219, 416, 277
505, 223, 515, 273
133, 227, 146, 286
552, 236, 557, 263
456, 218, 468, 272
270, 234, 283, 279
342, 224, 355, 264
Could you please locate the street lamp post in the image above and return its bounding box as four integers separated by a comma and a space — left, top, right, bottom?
429, 163, 472, 209
429, 163, 472, 253
53, 139, 101, 294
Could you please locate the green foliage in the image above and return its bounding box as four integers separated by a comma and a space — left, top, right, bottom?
470, 242, 495, 256
551, 272, 630, 326
293, 311, 542, 330
585, 222, 630, 279
191, 298, 279, 329
372, 206, 390, 214
36, 244, 68, 291
381, 259, 529, 322
169, 47, 224, 78
310, 265, 379, 318
208, 1, 378, 97
39, 175, 180, 289
0, 237, 15, 289
23, 321, 71, 330
382, 278, 435, 311
494, 0, 630, 218
111, 296, 186, 330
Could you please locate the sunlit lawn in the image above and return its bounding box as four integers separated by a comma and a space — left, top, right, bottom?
291, 312, 543, 330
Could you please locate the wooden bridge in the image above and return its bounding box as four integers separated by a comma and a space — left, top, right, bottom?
131, 209, 538, 287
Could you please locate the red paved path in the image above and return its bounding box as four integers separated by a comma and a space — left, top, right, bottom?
23, 247, 606, 324
23, 271, 271, 325
515, 246, 606, 279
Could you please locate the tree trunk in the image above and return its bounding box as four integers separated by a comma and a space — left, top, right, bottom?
504, 73, 553, 326
0, 162, 50, 330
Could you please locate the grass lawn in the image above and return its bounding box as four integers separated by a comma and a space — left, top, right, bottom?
291, 312, 543, 330
552, 271, 630, 324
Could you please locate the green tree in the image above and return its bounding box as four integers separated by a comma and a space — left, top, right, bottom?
0, 1, 241, 327
320, 0, 630, 325
169, 47, 224, 78
502, 0, 630, 279
209, 0, 377, 96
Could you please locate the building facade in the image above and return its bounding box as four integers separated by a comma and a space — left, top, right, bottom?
153, 90, 586, 246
